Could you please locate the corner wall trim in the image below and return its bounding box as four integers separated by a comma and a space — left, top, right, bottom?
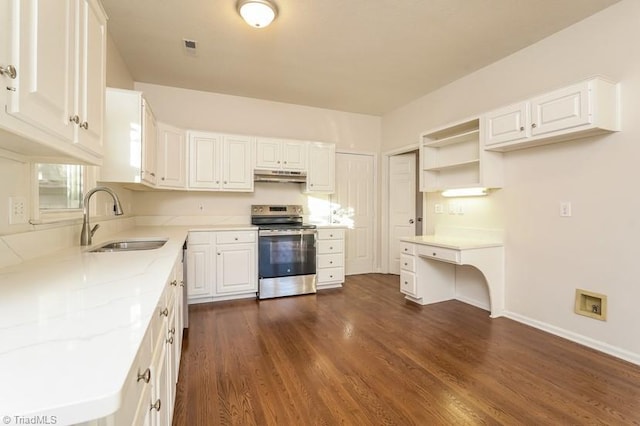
503, 311, 640, 367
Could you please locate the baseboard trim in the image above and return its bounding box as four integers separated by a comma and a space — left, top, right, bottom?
455, 295, 490, 312
504, 311, 640, 367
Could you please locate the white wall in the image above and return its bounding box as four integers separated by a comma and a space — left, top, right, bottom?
381, 0, 640, 362
135, 83, 381, 151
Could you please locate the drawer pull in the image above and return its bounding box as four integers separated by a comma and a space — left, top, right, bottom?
330, 246, 333, 250
151, 399, 162, 412
160, 308, 169, 317
137, 368, 151, 383
167, 336, 174, 345
169, 327, 176, 335
404, 281, 408, 285
329, 234, 333, 237
180, 280, 184, 287
329, 275, 333, 278
234, 237, 238, 241
329, 261, 333, 264
432, 252, 436, 256
170, 280, 178, 286
404, 262, 408, 266
404, 248, 408, 252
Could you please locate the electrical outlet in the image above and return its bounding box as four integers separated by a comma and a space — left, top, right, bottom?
9, 196, 28, 224
560, 202, 572, 217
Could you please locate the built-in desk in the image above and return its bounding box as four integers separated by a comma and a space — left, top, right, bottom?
399, 235, 505, 318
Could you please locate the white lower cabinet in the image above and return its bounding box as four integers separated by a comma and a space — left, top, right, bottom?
187, 230, 258, 303
316, 228, 345, 289
94, 253, 185, 426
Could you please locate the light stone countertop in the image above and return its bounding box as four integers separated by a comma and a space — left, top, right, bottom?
0, 226, 197, 424
400, 235, 503, 250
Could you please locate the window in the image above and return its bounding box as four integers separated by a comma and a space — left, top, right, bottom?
37, 164, 83, 210
32, 163, 94, 223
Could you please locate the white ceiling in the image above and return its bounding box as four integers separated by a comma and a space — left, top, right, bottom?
102, 0, 619, 116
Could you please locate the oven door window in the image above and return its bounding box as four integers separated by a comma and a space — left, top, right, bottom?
259, 233, 316, 278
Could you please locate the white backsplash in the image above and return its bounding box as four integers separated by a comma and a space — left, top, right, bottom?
0, 217, 136, 268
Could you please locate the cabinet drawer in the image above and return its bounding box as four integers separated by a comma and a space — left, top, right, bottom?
400, 271, 417, 296
317, 267, 344, 283
317, 239, 344, 254
400, 241, 415, 256
317, 228, 345, 240
400, 254, 416, 272
113, 324, 153, 425
417, 245, 461, 264
216, 231, 256, 244
188, 231, 211, 244
317, 253, 344, 268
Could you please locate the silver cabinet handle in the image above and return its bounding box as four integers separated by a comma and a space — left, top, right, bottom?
284, 161, 287, 164
531, 123, 537, 128
180, 280, 184, 287
329, 234, 333, 237
432, 252, 437, 256
137, 368, 151, 383
217, 252, 221, 256
224, 181, 227, 184
161, 177, 165, 181
0, 64, 17, 79
409, 219, 414, 224
160, 308, 169, 317
329, 261, 333, 264
277, 160, 280, 164
234, 237, 238, 241
404, 248, 408, 252
170, 280, 177, 286
150, 172, 156, 177
167, 336, 174, 345
80, 121, 89, 130
150, 399, 161, 412
520, 126, 525, 131
169, 327, 176, 335
404, 262, 408, 266
69, 115, 80, 124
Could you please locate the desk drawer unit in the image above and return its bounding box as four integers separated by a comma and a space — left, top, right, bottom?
417, 245, 461, 264
400, 270, 417, 296
400, 241, 415, 256
400, 253, 416, 272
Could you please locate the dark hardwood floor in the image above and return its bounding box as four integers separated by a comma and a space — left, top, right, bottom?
172, 274, 640, 425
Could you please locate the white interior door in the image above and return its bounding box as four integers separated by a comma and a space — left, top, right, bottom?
389, 153, 416, 275
331, 153, 375, 275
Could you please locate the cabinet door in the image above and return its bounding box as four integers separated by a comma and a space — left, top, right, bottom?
282, 140, 307, 170
186, 243, 213, 298
530, 81, 590, 137
142, 101, 157, 185
188, 132, 222, 189
157, 122, 186, 188
222, 134, 253, 191
255, 137, 281, 170
216, 243, 256, 295
8, 0, 75, 143
484, 102, 529, 146
73, 0, 106, 156
306, 142, 335, 193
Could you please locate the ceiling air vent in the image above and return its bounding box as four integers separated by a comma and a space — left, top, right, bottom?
183, 39, 198, 56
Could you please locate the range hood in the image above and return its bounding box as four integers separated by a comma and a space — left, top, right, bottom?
254, 169, 307, 183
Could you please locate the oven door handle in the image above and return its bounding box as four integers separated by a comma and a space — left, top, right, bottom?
259, 229, 317, 237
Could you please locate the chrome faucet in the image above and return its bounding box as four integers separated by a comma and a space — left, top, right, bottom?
80, 186, 124, 246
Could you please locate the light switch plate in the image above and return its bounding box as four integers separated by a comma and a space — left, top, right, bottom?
560, 202, 572, 217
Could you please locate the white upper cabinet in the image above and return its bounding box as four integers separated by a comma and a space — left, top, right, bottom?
0, 0, 106, 164
306, 142, 335, 193
74, 0, 107, 157
101, 88, 156, 186
157, 122, 187, 189
142, 100, 157, 186
484, 77, 620, 151
188, 131, 254, 191
255, 137, 307, 171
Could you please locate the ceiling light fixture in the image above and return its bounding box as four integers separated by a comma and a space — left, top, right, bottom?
237, 0, 278, 28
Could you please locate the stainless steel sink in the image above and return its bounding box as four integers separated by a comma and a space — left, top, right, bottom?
89, 239, 168, 252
